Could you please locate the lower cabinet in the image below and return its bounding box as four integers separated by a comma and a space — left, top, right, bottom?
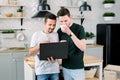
0, 52, 29, 80
0, 53, 12, 80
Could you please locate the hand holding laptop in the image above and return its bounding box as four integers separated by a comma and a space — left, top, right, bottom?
60, 40, 67, 42
47, 57, 57, 62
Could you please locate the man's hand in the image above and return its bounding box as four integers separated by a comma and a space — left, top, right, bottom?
61, 25, 71, 35
47, 57, 56, 62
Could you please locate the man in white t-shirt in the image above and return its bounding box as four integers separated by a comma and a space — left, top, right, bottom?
29, 12, 59, 80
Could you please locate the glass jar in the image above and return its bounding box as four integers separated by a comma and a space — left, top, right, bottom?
11, 0, 17, 5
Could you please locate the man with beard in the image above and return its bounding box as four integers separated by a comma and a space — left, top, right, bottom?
29, 12, 59, 80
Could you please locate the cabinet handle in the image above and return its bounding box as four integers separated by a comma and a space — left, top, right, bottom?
24, 54, 27, 56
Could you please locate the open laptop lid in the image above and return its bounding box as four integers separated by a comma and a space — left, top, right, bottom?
38, 42, 68, 60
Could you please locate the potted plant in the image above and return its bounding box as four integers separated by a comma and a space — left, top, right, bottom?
103, 0, 115, 8
103, 12, 115, 21
85, 32, 95, 44
17, 7, 23, 17
1, 30, 15, 39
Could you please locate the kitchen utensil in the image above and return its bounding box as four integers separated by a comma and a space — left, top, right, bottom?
16, 32, 25, 41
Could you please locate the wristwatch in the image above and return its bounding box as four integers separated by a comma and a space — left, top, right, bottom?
69, 32, 73, 37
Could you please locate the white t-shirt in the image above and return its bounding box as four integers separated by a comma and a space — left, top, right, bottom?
30, 31, 60, 75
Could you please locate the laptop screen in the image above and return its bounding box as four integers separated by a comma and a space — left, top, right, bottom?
38, 42, 68, 60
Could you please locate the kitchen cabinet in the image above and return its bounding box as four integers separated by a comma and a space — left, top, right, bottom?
0, 4, 25, 25
0, 52, 29, 80
0, 53, 12, 80
85, 44, 103, 59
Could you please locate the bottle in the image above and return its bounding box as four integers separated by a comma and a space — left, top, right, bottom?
13, 0, 17, 5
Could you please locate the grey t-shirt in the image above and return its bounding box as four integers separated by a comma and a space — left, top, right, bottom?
30, 31, 60, 75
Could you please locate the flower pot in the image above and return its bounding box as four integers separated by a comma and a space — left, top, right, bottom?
104, 17, 114, 21
86, 39, 94, 44
1, 33, 15, 39
17, 12, 23, 17
104, 3, 114, 8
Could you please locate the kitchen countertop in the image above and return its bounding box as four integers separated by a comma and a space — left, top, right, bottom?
24, 54, 103, 69
0, 44, 103, 53
0, 47, 29, 53
86, 44, 103, 48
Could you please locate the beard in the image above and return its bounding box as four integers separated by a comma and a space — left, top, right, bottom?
48, 28, 54, 33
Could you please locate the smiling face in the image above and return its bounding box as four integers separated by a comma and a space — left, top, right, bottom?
44, 18, 56, 33
58, 15, 72, 27
57, 7, 72, 27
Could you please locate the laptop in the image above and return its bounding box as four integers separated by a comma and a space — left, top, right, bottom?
38, 42, 68, 60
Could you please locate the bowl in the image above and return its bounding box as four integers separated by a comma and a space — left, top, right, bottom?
5, 13, 13, 17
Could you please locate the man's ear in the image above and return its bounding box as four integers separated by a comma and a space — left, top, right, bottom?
70, 15, 73, 18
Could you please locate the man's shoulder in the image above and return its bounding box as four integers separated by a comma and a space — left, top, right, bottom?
73, 23, 83, 27
72, 23, 84, 29
57, 28, 61, 33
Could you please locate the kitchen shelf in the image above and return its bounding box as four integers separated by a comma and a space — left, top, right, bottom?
0, 28, 26, 31
0, 4, 24, 7
0, 16, 25, 19
0, 4, 25, 25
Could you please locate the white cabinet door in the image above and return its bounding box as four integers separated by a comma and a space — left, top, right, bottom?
11, 52, 29, 80
10, 58, 24, 80
0, 53, 13, 80
0, 52, 29, 80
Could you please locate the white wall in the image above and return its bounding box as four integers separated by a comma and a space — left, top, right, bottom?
0, 0, 120, 47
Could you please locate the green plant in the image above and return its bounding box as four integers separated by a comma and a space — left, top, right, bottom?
85, 32, 95, 40
17, 7, 23, 12
103, 0, 115, 4
103, 12, 115, 17
1, 30, 15, 34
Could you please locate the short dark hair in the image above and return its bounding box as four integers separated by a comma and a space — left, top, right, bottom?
57, 7, 70, 17
44, 12, 56, 22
